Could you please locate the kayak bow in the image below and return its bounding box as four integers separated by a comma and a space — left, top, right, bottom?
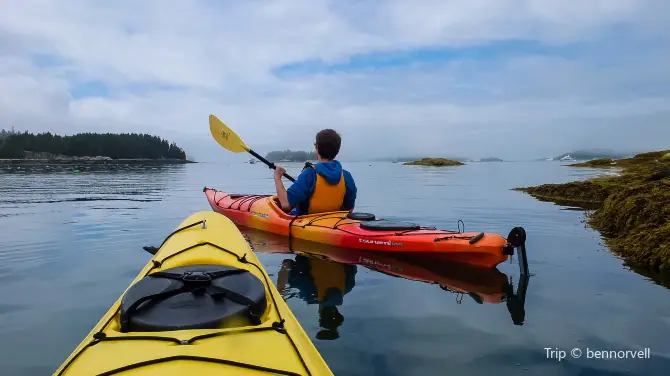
55, 211, 333, 376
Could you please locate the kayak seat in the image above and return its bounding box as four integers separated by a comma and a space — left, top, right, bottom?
119, 264, 267, 332
359, 220, 420, 231
271, 196, 295, 215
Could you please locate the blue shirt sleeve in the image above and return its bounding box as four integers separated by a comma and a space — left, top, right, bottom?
286, 168, 316, 209
342, 170, 357, 210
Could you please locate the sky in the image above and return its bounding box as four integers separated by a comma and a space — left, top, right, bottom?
1, 0, 669, 162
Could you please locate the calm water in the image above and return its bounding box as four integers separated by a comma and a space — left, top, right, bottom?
1, 161, 669, 375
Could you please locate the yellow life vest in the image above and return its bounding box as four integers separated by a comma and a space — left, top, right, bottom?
306, 164, 346, 214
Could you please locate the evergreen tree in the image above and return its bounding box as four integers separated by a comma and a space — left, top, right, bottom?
0, 131, 187, 159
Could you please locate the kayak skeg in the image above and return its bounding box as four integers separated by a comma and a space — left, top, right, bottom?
54, 211, 333, 376
204, 187, 529, 269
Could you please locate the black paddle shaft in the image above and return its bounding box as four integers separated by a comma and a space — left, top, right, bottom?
247, 149, 296, 182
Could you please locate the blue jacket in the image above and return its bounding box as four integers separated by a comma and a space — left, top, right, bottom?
287, 160, 356, 215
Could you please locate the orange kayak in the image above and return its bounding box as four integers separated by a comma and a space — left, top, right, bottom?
204, 187, 528, 269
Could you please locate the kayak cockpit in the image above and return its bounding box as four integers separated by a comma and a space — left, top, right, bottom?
120, 264, 267, 332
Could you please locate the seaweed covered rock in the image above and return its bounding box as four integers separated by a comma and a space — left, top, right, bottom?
515, 149, 670, 272
590, 181, 670, 271
403, 158, 464, 166
513, 179, 618, 208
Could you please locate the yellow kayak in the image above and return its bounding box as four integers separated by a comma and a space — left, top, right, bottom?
54, 211, 333, 376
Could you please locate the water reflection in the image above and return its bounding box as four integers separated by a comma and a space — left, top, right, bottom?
0, 162, 188, 174
277, 254, 356, 340
241, 227, 529, 338
0, 164, 185, 206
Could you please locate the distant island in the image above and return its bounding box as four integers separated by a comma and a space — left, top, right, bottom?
514, 150, 670, 274
390, 155, 470, 163
479, 157, 503, 162
266, 149, 317, 162
547, 149, 632, 161
403, 158, 464, 166
0, 129, 192, 165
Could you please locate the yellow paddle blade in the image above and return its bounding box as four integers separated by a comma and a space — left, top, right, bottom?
209, 114, 250, 153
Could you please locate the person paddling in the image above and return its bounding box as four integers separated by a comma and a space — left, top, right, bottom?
273, 129, 357, 215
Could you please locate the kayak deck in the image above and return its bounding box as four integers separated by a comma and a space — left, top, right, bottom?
55, 211, 332, 376
204, 187, 528, 269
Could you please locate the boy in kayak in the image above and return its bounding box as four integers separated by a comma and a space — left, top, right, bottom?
273, 129, 357, 215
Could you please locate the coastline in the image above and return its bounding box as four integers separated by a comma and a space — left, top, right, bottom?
1, 158, 196, 166
514, 151, 670, 272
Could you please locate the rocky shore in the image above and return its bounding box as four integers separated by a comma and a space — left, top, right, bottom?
514, 151, 670, 272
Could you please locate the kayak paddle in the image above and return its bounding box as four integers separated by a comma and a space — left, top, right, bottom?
209, 114, 296, 182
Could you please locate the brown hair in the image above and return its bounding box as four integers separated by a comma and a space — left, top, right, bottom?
315, 129, 341, 160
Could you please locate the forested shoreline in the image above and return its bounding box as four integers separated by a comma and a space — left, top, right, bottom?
265, 149, 317, 162
0, 129, 189, 161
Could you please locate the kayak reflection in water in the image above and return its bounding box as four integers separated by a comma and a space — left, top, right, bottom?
277, 254, 357, 340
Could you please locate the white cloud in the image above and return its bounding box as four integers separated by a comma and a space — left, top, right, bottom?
0, 0, 668, 161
